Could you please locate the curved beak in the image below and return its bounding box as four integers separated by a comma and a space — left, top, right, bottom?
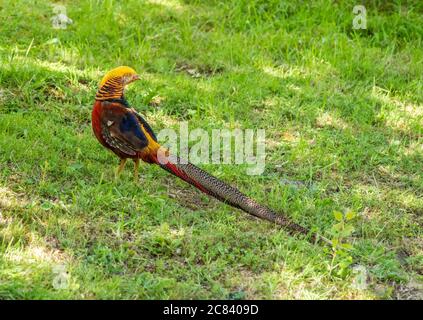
132, 74, 140, 81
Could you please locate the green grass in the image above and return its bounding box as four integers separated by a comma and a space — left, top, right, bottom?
0, 0, 422, 299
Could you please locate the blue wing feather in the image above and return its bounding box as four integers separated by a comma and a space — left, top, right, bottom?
119, 113, 147, 142
100, 101, 149, 155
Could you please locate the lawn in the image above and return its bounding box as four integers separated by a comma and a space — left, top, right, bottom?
0, 0, 422, 299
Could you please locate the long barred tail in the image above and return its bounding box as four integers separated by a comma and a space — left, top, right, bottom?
149, 152, 315, 240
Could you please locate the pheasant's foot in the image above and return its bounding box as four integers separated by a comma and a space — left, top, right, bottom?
115, 158, 127, 179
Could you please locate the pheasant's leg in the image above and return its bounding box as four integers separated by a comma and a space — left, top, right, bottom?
115, 158, 127, 179
134, 158, 140, 182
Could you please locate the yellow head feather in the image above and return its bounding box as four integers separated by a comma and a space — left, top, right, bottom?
99, 66, 138, 88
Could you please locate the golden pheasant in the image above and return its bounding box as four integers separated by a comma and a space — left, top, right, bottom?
92, 66, 314, 240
